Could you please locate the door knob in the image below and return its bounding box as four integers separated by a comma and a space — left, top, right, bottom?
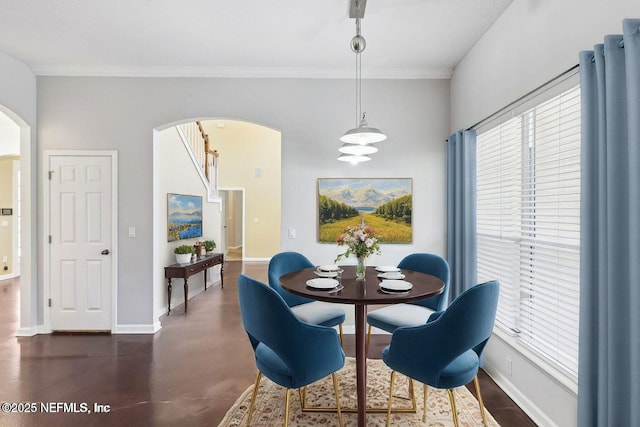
101, 249, 110, 255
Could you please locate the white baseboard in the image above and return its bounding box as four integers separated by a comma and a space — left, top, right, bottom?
37, 325, 52, 334
16, 322, 160, 335
15, 326, 38, 336
113, 322, 160, 334
483, 366, 558, 427
339, 326, 390, 335
342, 325, 355, 335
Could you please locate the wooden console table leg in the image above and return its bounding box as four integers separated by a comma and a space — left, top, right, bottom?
204, 268, 208, 291
184, 279, 189, 313
221, 262, 224, 289
167, 278, 173, 315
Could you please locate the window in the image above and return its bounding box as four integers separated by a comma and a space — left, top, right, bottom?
476, 85, 581, 379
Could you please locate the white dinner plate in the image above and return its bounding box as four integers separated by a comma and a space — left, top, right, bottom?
314, 269, 341, 278
306, 278, 340, 289
377, 272, 405, 280
318, 264, 341, 272
375, 265, 401, 273
379, 280, 413, 292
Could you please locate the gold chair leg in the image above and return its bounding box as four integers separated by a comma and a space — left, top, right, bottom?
298, 387, 305, 410
339, 323, 344, 347
473, 375, 488, 426
447, 389, 460, 427
247, 371, 262, 426
366, 324, 372, 356
422, 384, 428, 423
332, 372, 344, 427
386, 370, 396, 427
408, 378, 416, 411
284, 388, 291, 427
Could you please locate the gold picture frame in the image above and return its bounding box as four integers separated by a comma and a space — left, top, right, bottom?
317, 178, 412, 243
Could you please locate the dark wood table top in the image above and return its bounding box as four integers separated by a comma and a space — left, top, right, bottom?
279, 265, 444, 305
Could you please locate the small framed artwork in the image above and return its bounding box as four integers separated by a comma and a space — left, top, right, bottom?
317, 178, 413, 243
0, 208, 12, 215
167, 193, 203, 242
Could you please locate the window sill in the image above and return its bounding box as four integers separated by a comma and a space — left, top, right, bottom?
492, 327, 579, 396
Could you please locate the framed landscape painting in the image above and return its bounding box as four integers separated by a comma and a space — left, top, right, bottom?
318, 178, 412, 243
167, 193, 203, 242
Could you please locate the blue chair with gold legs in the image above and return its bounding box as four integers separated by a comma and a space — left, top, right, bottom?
268, 251, 346, 345
238, 274, 345, 427
366, 253, 450, 353
382, 280, 499, 427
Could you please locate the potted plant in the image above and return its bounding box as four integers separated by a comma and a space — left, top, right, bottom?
174, 244, 194, 264
204, 240, 216, 254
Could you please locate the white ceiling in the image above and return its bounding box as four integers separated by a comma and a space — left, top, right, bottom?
0, 0, 512, 78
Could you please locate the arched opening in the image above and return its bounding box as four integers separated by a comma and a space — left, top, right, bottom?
0, 111, 20, 278
0, 105, 34, 336
152, 117, 281, 323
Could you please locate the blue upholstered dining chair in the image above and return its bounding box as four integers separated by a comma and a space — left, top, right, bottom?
238, 274, 345, 427
268, 251, 346, 345
382, 280, 500, 427
366, 253, 450, 352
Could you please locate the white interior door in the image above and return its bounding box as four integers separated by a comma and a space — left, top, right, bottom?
49, 154, 113, 331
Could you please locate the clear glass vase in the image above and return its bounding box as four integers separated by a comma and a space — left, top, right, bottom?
356, 256, 367, 281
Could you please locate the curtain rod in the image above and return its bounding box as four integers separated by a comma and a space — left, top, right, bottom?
466, 63, 580, 131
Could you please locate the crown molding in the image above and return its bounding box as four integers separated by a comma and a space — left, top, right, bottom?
31, 65, 452, 79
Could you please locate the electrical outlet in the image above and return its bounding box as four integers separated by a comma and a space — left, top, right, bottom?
506, 358, 513, 376
2, 256, 7, 263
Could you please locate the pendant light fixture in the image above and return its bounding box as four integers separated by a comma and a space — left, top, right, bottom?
337, 154, 372, 164
338, 1, 386, 164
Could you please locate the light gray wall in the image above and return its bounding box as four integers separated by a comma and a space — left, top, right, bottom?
37, 76, 450, 329
0, 51, 37, 334
450, 1, 639, 426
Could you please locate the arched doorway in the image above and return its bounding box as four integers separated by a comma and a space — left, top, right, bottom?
0, 105, 35, 336
152, 117, 281, 322
0, 111, 20, 278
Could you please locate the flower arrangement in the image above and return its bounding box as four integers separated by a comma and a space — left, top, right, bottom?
335, 224, 381, 262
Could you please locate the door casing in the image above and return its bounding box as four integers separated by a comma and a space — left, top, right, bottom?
43, 150, 118, 333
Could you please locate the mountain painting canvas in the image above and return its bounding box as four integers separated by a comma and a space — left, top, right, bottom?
167, 193, 203, 242
318, 178, 412, 243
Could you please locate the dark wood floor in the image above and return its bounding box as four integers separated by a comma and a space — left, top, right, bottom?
0, 261, 536, 426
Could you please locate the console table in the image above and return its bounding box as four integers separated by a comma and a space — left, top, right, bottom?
164, 252, 224, 314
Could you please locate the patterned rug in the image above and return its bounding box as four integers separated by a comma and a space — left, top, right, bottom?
218, 357, 500, 426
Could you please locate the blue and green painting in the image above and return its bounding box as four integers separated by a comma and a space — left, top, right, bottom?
318, 178, 412, 243
167, 193, 203, 242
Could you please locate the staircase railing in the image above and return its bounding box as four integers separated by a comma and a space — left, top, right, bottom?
176, 121, 219, 200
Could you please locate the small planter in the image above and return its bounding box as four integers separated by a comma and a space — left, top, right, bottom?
175, 253, 192, 264
204, 240, 216, 254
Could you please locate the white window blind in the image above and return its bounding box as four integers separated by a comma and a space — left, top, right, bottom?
476, 85, 581, 379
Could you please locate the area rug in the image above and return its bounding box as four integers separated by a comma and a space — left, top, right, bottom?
218, 357, 500, 426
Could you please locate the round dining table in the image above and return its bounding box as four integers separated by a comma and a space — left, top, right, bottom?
280, 264, 444, 427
